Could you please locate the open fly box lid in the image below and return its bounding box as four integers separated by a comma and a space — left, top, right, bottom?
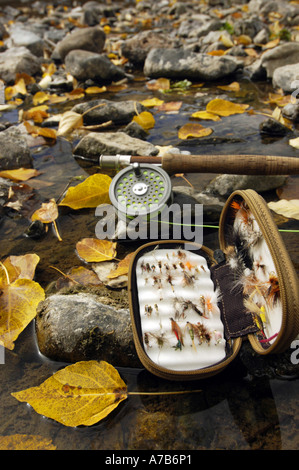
127, 189, 299, 381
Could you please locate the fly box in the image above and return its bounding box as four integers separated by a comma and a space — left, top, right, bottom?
128, 189, 299, 380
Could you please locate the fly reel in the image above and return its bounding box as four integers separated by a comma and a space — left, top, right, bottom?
109, 163, 173, 221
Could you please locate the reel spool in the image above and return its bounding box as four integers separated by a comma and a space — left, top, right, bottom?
109, 163, 173, 221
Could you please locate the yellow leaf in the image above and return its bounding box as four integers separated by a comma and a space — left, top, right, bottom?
156, 101, 182, 112
57, 110, 83, 136
11, 360, 128, 427
37, 127, 57, 140
207, 50, 225, 56
0, 168, 40, 182
191, 110, 221, 121
0, 434, 56, 450
244, 48, 259, 57
206, 98, 249, 116
289, 137, 299, 149
220, 34, 234, 48
22, 105, 49, 123
235, 34, 252, 45
107, 252, 135, 279
146, 77, 170, 91
217, 81, 240, 92
85, 86, 107, 94
76, 238, 117, 263
31, 198, 58, 223
7, 254, 40, 281
133, 111, 155, 130
32, 91, 50, 106
0, 278, 45, 350
268, 199, 299, 220
140, 97, 164, 107
262, 38, 280, 49
178, 123, 213, 139
59, 173, 111, 210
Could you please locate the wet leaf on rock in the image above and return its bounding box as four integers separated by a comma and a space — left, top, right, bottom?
56, 110, 83, 137
11, 360, 128, 427
133, 111, 155, 130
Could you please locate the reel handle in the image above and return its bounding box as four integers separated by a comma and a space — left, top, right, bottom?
161, 153, 299, 175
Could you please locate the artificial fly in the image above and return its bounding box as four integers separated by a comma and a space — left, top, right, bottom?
170, 317, 184, 351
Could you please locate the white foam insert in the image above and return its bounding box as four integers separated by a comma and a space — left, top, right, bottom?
136, 248, 227, 371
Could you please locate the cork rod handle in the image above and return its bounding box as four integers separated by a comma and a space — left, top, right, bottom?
160, 153, 299, 175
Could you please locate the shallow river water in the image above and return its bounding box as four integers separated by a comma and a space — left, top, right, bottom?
0, 1, 299, 452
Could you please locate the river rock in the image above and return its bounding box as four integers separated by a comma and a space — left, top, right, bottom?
282, 102, 299, 122
143, 48, 241, 80
72, 99, 145, 126
51, 25, 106, 62
203, 174, 286, 197
261, 42, 299, 78
7, 23, 44, 57
0, 126, 32, 170
65, 50, 127, 83
35, 292, 141, 366
272, 63, 299, 93
0, 47, 41, 84
121, 30, 176, 66
73, 131, 159, 159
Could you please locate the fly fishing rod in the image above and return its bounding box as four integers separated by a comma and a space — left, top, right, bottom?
92, 153, 299, 176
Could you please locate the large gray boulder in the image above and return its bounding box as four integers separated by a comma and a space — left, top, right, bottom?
0, 47, 41, 84
0, 126, 32, 170
143, 48, 241, 80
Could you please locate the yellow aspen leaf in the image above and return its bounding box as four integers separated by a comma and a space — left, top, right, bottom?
31, 198, 58, 223
58, 173, 111, 209
244, 48, 259, 57
0, 434, 56, 450
289, 137, 299, 149
191, 110, 221, 121
0, 277, 45, 350
235, 34, 252, 45
156, 101, 182, 113
37, 127, 57, 140
206, 98, 249, 116
220, 34, 234, 48
107, 252, 135, 279
41, 63, 56, 76
12, 360, 128, 427
0, 257, 20, 288
262, 38, 280, 49
207, 50, 225, 56
22, 105, 49, 123
268, 199, 299, 220
0, 167, 40, 182
31, 198, 61, 241
15, 73, 35, 85
85, 86, 107, 94
76, 238, 117, 263
32, 91, 50, 106
7, 254, 40, 281
56, 110, 83, 136
146, 77, 171, 91
133, 111, 155, 130
140, 97, 164, 107
217, 81, 240, 92
54, 265, 102, 289
178, 123, 213, 139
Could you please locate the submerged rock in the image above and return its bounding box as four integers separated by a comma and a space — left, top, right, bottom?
72, 99, 145, 126
0, 126, 32, 170
36, 292, 141, 367
143, 48, 241, 80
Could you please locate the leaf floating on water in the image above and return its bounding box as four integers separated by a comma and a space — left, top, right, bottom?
133, 111, 155, 130
206, 98, 249, 116
8, 254, 40, 281
0, 168, 40, 182
0, 434, 56, 450
22, 105, 49, 124
178, 122, 213, 139
191, 110, 221, 121
140, 97, 164, 108
217, 81, 240, 92
268, 199, 299, 220
31, 198, 58, 224
11, 360, 128, 427
146, 77, 170, 91
76, 238, 117, 263
0, 276, 45, 350
58, 173, 111, 210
